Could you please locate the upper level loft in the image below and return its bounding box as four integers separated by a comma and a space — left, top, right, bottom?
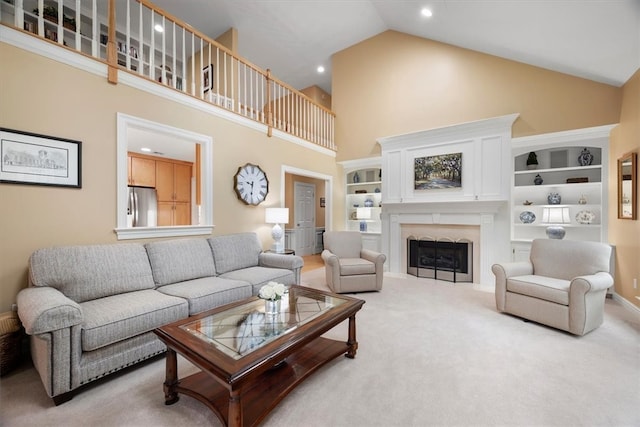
0, 0, 336, 151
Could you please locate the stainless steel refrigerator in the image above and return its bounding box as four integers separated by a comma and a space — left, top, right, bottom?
127, 186, 158, 227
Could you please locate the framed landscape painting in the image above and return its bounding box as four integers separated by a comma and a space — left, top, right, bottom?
0, 128, 82, 188
414, 152, 462, 190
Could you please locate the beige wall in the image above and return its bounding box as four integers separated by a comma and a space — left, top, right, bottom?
0, 42, 338, 311
609, 69, 640, 308
300, 85, 332, 110
332, 30, 622, 161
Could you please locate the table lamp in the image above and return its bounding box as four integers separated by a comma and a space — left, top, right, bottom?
541, 206, 571, 239
265, 208, 289, 252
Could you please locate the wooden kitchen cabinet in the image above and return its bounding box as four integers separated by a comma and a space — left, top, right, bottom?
128, 153, 156, 187
156, 159, 192, 226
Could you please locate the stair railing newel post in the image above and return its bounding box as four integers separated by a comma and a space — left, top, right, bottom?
107, 0, 118, 84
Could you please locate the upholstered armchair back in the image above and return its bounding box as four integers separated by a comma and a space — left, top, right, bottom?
529, 239, 611, 281
323, 231, 363, 258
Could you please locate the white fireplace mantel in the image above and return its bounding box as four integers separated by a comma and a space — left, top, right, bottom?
377, 114, 519, 288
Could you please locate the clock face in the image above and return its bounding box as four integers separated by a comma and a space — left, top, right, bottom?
234, 163, 269, 205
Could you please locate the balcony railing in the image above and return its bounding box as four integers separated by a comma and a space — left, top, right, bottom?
0, 0, 336, 150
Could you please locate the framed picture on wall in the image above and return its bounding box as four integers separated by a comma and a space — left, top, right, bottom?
0, 128, 82, 188
202, 64, 214, 94
414, 152, 462, 190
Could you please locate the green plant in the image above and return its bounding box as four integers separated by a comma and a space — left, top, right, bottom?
526, 151, 538, 166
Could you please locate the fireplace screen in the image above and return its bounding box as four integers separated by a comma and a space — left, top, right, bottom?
407, 236, 473, 282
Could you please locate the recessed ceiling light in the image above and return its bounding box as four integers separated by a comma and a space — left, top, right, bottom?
421, 8, 433, 18
317, 65, 325, 73
140, 147, 152, 152
154, 24, 164, 32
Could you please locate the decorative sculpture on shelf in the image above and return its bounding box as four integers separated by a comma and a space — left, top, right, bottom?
578, 148, 594, 166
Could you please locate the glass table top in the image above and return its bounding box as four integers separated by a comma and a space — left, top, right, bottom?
180, 288, 348, 360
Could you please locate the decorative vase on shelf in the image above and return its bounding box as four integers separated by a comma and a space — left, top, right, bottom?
352, 172, 360, 183
578, 148, 594, 166
578, 194, 588, 205
534, 174, 543, 185
526, 151, 538, 170
547, 192, 561, 205
364, 198, 374, 207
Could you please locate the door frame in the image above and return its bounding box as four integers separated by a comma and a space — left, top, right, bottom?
279, 165, 333, 235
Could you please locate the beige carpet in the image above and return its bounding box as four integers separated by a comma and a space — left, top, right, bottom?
2, 268, 639, 427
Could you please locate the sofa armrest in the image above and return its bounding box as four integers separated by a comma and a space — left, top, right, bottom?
360, 249, 386, 265
17, 287, 82, 335
491, 261, 533, 312
492, 261, 533, 279
321, 249, 340, 288
259, 252, 304, 283
570, 272, 614, 295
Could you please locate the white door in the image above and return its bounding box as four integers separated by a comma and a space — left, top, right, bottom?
294, 181, 316, 256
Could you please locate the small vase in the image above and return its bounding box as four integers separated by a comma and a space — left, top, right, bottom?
264, 299, 281, 315
534, 174, 543, 185
547, 192, 561, 205
352, 172, 360, 183
364, 198, 374, 207
578, 148, 594, 166
578, 194, 587, 205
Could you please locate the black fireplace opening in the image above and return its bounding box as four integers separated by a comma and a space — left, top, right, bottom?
407, 237, 473, 282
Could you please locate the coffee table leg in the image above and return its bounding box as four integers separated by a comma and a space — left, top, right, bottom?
228, 390, 242, 427
163, 348, 180, 405
346, 314, 358, 359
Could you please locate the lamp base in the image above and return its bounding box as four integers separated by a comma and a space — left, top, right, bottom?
545, 225, 566, 239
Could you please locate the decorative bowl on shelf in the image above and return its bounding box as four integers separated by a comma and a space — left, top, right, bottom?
519, 211, 536, 224
575, 210, 596, 224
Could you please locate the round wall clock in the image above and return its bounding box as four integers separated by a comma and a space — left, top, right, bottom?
233, 163, 269, 205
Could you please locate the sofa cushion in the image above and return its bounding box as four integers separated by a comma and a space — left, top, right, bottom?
507, 275, 570, 306
220, 266, 296, 295
29, 244, 155, 303
145, 238, 217, 286
157, 276, 252, 315
208, 233, 262, 274
339, 258, 375, 276
80, 289, 188, 351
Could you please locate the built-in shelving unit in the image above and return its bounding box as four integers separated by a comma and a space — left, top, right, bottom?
339, 158, 382, 252
510, 125, 615, 261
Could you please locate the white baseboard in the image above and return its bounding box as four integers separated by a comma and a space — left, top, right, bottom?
611, 292, 640, 319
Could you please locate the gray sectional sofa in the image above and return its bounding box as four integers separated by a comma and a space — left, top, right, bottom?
16, 232, 303, 404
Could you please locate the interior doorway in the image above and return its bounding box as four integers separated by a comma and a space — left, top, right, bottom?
294, 181, 316, 256
281, 166, 333, 256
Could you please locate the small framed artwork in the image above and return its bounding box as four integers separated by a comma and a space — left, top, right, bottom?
0, 128, 82, 188
202, 64, 214, 94
320, 197, 326, 208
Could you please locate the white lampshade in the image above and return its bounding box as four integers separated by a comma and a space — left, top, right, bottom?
541, 207, 571, 224
356, 207, 372, 220
265, 208, 289, 224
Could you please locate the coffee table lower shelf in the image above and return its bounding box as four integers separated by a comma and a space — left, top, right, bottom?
170, 336, 350, 426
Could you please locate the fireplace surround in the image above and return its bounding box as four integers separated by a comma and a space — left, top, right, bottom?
377, 114, 519, 288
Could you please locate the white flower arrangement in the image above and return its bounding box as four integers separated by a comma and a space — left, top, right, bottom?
258, 281, 286, 301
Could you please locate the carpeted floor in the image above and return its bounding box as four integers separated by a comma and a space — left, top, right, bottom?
1, 268, 639, 427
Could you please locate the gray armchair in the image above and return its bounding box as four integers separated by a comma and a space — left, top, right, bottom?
492, 238, 613, 336
321, 231, 386, 293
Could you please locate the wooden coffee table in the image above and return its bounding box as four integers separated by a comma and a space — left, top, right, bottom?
154, 285, 365, 427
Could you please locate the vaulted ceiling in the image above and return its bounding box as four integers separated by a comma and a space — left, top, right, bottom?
151, 0, 640, 94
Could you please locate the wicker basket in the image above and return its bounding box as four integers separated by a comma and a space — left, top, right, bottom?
0, 312, 22, 376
